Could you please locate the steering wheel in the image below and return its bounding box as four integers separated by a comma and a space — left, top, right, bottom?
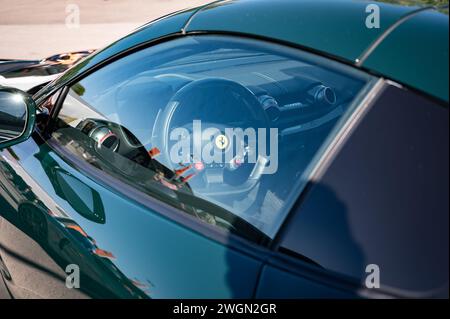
153, 77, 272, 196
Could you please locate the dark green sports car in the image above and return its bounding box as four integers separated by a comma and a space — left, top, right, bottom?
0, 0, 448, 299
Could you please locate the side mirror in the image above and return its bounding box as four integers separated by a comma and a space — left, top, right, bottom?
0, 87, 36, 149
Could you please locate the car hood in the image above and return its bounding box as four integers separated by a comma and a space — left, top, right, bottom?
0, 73, 59, 92
0, 50, 94, 92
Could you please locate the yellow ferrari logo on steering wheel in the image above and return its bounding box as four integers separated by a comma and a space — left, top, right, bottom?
215, 134, 229, 150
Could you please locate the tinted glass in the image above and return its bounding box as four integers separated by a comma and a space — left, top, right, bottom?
52, 35, 372, 240
280, 85, 449, 296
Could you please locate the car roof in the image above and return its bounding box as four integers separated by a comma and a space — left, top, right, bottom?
35, 0, 449, 103
184, 0, 448, 102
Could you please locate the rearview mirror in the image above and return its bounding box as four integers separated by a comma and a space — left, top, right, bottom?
0, 87, 36, 149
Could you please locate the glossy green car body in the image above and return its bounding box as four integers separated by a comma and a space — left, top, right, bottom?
0, 0, 448, 299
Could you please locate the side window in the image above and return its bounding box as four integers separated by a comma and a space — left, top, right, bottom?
279, 85, 449, 297
50, 35, 373, 242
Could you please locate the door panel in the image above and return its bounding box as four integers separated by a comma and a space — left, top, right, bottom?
255, 264, 356, 299
0, 134, 263, 298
